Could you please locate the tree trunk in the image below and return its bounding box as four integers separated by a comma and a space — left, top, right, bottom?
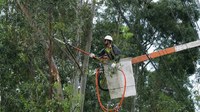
17, 0, 64, 101
70, 1, 82, 112
46, 5, 64, 101
80, 1, 95, 112
131, 64, 139, 112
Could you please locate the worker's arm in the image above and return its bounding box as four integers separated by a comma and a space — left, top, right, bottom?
112, 45, 121, 62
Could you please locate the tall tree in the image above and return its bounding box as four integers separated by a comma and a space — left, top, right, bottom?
108, 0, 200, 111
1, 0, 199, 111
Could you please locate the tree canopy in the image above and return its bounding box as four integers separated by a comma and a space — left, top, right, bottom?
1, 0, 200, 111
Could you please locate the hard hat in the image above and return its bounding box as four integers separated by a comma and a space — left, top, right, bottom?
104, 35, 113, 41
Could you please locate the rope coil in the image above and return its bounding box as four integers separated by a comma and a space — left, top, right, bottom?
95, 68, 126, 112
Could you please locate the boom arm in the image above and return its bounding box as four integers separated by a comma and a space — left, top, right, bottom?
132, 40, 200, 64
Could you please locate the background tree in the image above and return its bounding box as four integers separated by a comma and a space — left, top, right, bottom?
0, 0, 199, 112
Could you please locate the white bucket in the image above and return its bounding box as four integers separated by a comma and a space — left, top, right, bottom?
104, 58, 137, 99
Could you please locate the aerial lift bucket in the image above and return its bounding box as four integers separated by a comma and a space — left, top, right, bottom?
104, 58, 137, 99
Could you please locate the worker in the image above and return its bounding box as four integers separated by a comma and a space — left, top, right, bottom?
90, 35, 121, 68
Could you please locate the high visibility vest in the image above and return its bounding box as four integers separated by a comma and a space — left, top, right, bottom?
105, 47, 116, 60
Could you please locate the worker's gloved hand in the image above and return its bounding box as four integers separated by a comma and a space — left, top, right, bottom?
111, 63, 117, 68
89, 53, 95, 58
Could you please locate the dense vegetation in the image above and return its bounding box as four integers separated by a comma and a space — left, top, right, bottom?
1, 0, 200, 111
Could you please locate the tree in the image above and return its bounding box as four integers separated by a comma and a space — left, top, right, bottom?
1, 0, 80, 111
86, 0, 200, 111
1, 0, 199, 111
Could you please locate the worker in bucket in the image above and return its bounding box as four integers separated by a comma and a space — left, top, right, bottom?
89, 35, 121, 68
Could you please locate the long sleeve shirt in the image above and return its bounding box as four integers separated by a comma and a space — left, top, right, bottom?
98, 44, 121, 62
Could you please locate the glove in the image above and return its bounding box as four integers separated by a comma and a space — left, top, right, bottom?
111, 63, 117, 68
89, 53, 95, 58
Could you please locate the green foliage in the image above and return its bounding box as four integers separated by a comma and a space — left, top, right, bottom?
0, 0, 5, 7
0, 0, 199, 111
44, 84, 74, 112
62, 85, 75, 111
157, 93, 184, 112
0, 0, 78, 111
120, 26, 134, 39
53, 22, 66, 31
146, 0, 199, 43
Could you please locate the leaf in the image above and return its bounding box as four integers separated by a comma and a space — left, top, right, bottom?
0, 0, 6, 6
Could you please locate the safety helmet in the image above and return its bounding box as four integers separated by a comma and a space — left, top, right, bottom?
104, 35, 113, 41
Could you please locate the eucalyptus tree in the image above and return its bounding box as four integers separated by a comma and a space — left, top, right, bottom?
1, 0, 199, 111
109, 0, 200, 111
0, 0, 94, 111
84, 0, 200, 111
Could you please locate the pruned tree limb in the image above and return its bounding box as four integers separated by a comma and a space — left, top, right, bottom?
16, 0, 64, 100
